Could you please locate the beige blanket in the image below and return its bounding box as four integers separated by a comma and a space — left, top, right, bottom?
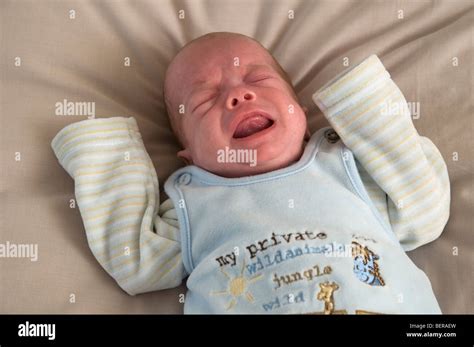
1, 0, 472, 313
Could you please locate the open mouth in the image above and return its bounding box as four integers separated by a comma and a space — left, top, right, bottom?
232, 114, 275, 139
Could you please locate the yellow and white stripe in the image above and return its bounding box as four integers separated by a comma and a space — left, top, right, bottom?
51, 117, 186, 295
313, 55, 450, 251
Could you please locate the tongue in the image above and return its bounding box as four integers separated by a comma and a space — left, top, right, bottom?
233, 115, 273, 139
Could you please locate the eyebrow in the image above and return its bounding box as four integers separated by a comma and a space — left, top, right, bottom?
188, 76, 217, 99
191, 64, 271, 85
191, 79, 209, 87
246, 64, 273, 70
188, 81, 214, 102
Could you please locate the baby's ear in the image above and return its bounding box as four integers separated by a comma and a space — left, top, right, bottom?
177, 148, 193, 165
304, 127, 311, 141
302, 105, 311, 141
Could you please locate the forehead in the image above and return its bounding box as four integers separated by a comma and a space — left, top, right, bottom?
166, 37, 276, 98
181, 37, 272, 72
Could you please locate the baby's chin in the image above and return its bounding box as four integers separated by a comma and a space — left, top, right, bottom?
198, 140, 306, 178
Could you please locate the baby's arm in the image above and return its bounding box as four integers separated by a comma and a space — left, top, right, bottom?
313, 55, 450, 251
51, 117, 186, 295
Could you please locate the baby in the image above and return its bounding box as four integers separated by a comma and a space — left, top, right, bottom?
52, 32, 450, 314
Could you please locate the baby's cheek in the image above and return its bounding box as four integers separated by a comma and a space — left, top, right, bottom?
194, 132, 221, 165
282, 106, 306, 130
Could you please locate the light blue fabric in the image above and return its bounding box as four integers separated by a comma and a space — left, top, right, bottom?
164, 126, 441, 314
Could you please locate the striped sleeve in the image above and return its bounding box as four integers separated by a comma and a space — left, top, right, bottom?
51, 116, 186, 295
313, 55, 451, 251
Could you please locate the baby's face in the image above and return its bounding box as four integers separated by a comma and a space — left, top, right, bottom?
165, 35, 307, 177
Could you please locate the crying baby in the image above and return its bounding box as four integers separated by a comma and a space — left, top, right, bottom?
52, 32, 450, 314
163, 32, 308, 177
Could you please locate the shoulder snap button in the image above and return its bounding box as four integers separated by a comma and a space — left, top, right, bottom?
324, 128, 340, 143
177, 173, 192, 185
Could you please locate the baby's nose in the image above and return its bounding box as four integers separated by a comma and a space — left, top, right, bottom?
227, 91, 256, 109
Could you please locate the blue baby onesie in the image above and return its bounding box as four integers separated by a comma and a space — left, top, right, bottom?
164, 127, 441, 314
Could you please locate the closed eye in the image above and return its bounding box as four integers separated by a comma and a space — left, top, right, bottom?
192, 94, 216, 113
248, 75, 272, 83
